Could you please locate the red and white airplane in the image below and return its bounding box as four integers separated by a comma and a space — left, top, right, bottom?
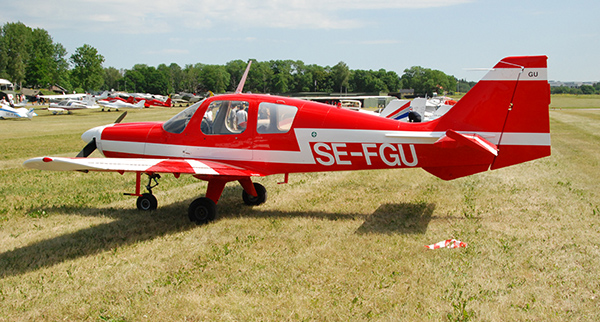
24, 56, 551, 224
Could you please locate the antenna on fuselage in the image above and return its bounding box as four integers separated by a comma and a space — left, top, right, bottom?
235, 60, 252, 94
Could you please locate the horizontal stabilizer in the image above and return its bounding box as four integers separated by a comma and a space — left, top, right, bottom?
434, 130, 498, 157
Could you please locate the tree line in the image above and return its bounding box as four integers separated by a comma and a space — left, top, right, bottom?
551, 84, 600, 95
2, 22, 466, 97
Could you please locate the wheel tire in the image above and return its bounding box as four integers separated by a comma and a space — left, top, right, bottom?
188, 197, 217, 225
242, 182, 267, 206
136, 193, 158, 211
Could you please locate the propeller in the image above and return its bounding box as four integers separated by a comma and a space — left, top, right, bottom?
76, 138, 97, 157
114, 111, 127, 124
76, 112, 127, 158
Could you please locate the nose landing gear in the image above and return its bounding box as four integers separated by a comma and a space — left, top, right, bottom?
126, 172, 161, 211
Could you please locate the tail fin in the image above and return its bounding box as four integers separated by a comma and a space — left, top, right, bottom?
423, 56, 550, 180
380, 99, 411, 120
440, 56, 550, 169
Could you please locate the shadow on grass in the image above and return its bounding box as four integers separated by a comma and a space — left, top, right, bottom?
356, 202, 435, 235
0, 191, 434, 278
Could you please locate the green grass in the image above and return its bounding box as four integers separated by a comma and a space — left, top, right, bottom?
1, 106, 600, 321
550, 94, 600, 109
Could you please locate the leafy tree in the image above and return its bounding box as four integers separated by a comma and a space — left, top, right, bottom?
580, 84, 596, 95
331, 61, 350, 93
199, 65, 230, 93
225, 59, 248, 92
103, 67, 122, 91
25, 28, 54, 87
401, 66, 457, 96
291, 60, 314, 92
52, 43, 71, 90
378, 69, 401, 93
269, 60, 294, 93
122, 64, 169, 95
457, 79, 475, 93
0, 22, 31, 88
178, 64, 199, 93
70, 44, 104, 91
350, 69, 391, 93
247, 60, 274, 93
307, 64, 333, 92
157, 63, 180, 94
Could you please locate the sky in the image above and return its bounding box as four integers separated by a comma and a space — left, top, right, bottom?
1, 0, 598, 82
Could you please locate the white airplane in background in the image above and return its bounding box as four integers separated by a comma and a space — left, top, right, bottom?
0, 103, 36, 119
40, 93, 87, 101
47, 94, 100, 114
97, 99, 146, 111
378, 96, 458, 122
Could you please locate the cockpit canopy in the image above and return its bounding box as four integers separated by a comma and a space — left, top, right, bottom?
162, 97, 299, 135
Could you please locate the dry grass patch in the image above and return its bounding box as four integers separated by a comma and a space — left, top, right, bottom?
1, 109, 600, 321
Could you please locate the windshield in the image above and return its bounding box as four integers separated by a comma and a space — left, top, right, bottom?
163, 99, 205, 134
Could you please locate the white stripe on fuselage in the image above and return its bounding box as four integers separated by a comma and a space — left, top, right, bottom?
99, 128, 551, 164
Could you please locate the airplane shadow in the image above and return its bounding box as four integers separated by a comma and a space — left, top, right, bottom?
0, 190, 434, 278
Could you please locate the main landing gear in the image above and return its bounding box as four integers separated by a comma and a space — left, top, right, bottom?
128, 172, 267, 225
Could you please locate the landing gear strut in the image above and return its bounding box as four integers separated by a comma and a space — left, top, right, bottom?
127, 172, 268, 224
127, 173, 161, 211
242, 182, 267, 206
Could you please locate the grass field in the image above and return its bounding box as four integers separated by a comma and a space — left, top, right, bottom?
1, 103, 599, 321
550, 94, 600, 109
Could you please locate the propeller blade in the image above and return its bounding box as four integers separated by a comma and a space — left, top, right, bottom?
76, 138, 97, 158
114, 111, 127, 124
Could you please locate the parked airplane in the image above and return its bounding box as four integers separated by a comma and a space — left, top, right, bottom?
379, 96, 458, 122
39, 93, 87, 101
24, 56, 551, 224
126, 96, 172, 108
48, 95, 100, 114
0, 103, 36, 119
97, 99, 146, 111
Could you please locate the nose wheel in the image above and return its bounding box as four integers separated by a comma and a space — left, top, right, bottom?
128, 173, 161, 211
137, 193, 158, 211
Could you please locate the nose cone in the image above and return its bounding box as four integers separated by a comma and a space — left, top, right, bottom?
81, 124, 112, 143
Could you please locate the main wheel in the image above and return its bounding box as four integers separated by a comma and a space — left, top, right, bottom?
136, 193, 158, 211
188, 197, 217, 225
242, 182, 267, 206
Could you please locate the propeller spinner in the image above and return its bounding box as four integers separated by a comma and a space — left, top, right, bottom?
76, 112, 127, 158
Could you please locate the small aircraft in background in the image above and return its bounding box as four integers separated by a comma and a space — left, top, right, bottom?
125, 96, 172, 108
379, 96, 458, 122
97, 99, 145, 111
24, 56, 551, 225
47, 94, 100, 114
99, 95, 171, 108
0, 103, 36, 119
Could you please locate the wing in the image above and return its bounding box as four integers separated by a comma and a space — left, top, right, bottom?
23, 157, 264, 177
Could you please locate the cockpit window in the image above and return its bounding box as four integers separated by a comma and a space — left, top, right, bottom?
257, 102, 298, 134
201, 100, 248, 135
163, 99, 204, 134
